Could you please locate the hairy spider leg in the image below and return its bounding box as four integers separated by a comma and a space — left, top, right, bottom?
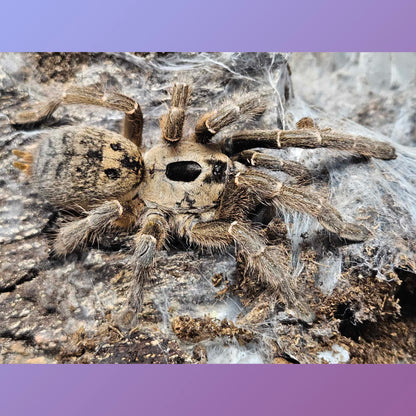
221, 120, 396, 160
127, 210, 168, 312
181, 219, 313, 322
234, 149, 313, 185
53, 200, 124, 255
159, 83, 191, 144
235, 170, 370, 241
194, 93, 266, 144
12, 84, 144, 147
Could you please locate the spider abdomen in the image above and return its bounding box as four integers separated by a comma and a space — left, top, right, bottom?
32, 126, 144, 210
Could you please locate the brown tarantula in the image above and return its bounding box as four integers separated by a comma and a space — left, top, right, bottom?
12, 83, 396, 325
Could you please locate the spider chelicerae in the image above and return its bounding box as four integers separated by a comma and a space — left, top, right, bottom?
12, 83, 396, 325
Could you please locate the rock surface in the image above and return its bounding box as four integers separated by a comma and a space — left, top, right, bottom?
0, 52, 415, 363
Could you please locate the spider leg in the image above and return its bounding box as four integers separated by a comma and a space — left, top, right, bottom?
11, 84, 144, 147
221, 119, 396, 160
181, 219, 314, 322
53, 200, 124, 255
126, 210, 168, 315
159, 83, 191, 144
235, 170, 370, 241
235, 149, 312, 184
194, 93, 265, 144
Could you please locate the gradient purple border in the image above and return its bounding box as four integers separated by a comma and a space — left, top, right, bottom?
0, 0, 415, 51
1, 365, 415, 415
1, 1, 415, 415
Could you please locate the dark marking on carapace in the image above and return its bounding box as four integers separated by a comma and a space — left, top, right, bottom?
166, 161, 202, 182
212, 161, 227, 181
176, 192, 196, 209
185, 193, 196, 207
202, 175, 214, 184
203, 160, 227, 184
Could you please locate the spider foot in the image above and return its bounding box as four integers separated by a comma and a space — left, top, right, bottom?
11, 99, 61, 127
338, 223, 371, 242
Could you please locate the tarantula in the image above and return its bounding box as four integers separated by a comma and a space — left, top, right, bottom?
12, 83, 396, 325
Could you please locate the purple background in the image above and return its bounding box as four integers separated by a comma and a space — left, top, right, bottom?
1, 365, 415, 415
0, 0, 415, 51
1, 0, 415, 415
